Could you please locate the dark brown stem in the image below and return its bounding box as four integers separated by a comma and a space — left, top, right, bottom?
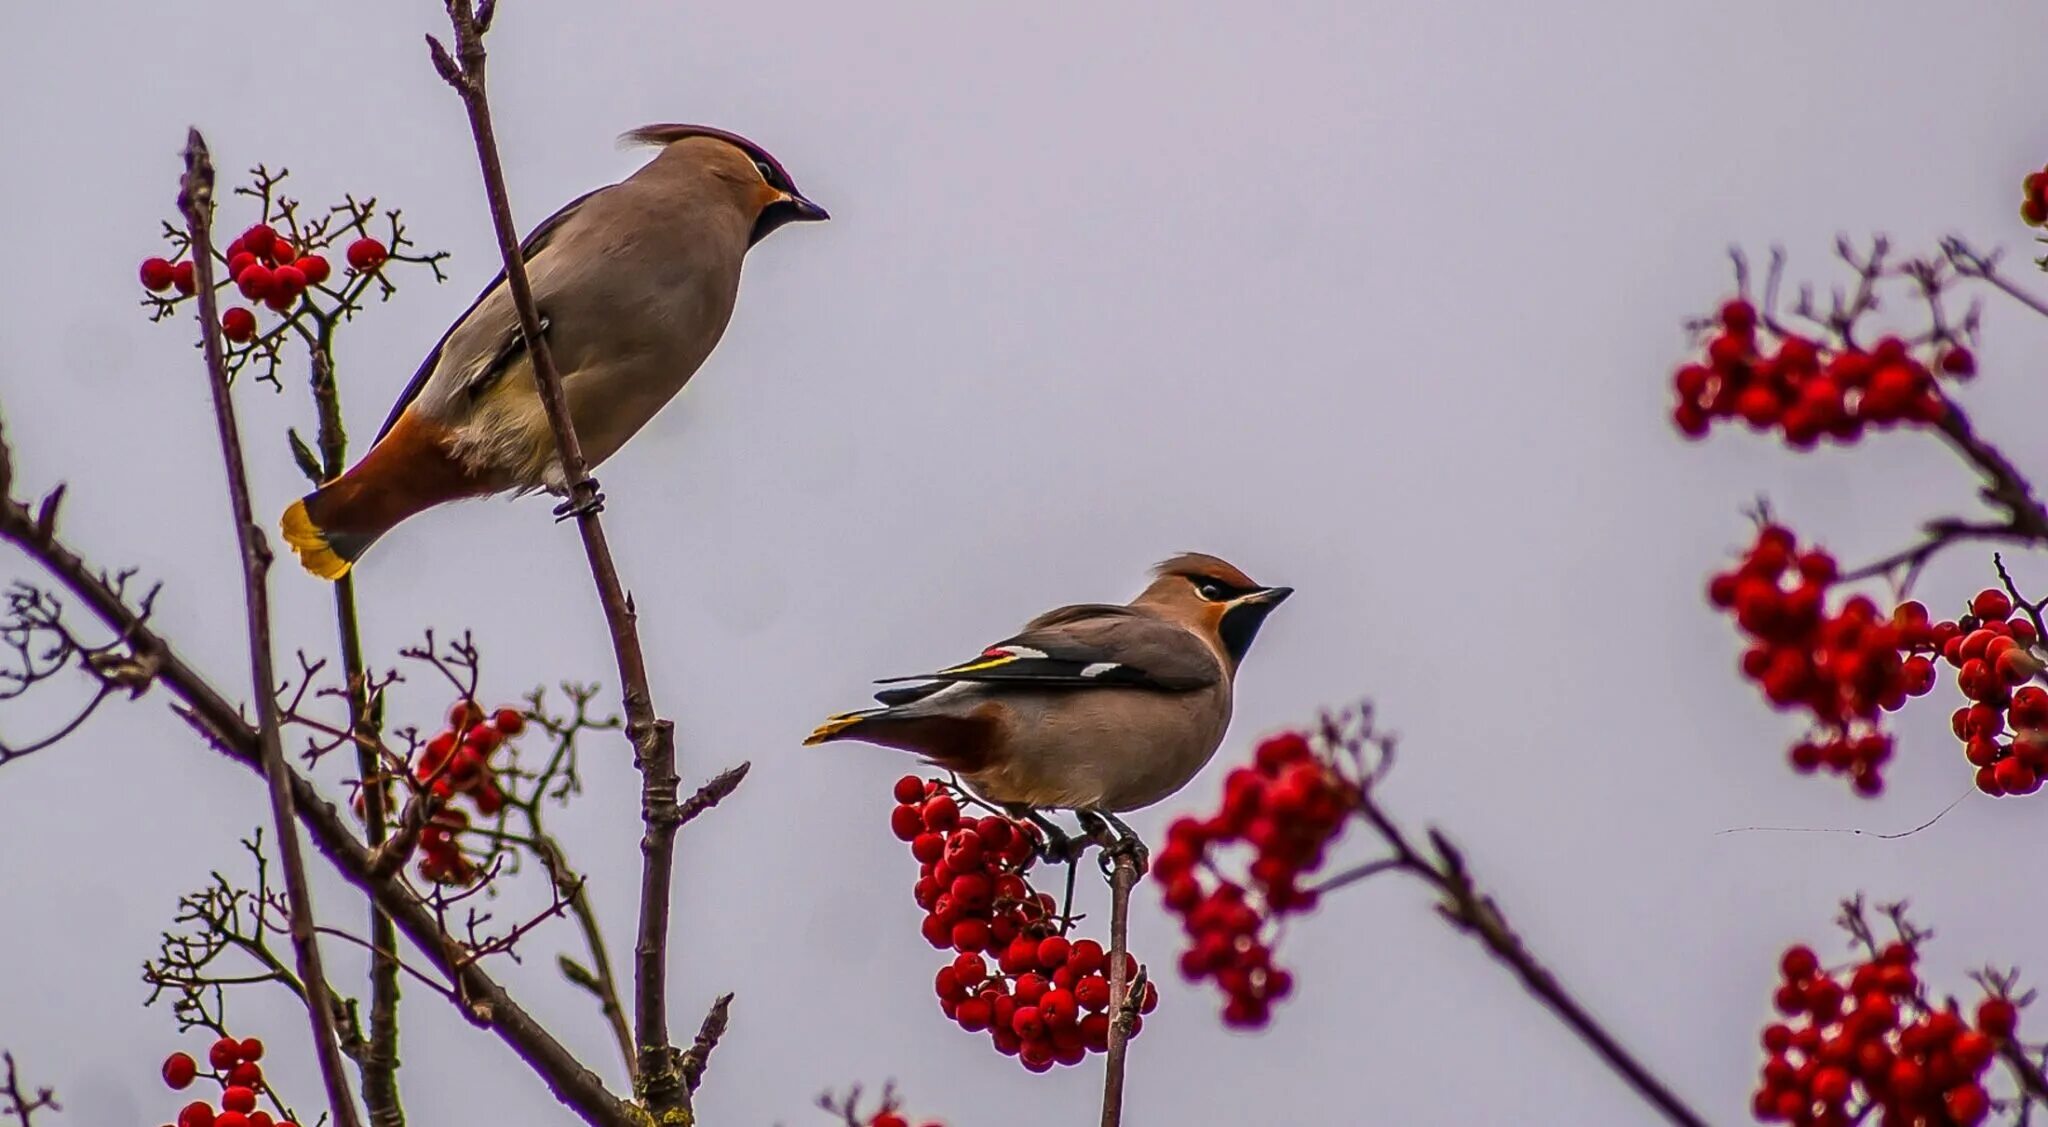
179, 129, 364, 1127
0, 469, 634, 1127
310, 324, 405, 1127
1099, 851, 1139, 1127
430, 3, 697, 1113
1344, 786, 1709, 1127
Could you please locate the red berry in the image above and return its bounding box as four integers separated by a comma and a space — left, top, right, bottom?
141, 257, 177, 291
209, 1036, 242, 1069
227, 1062, 262, 1087
270, 239, 294, 264
295, 255, 332, 286
236, 264, 274, 301
222, 1086, 257, 1113
1941, 347, 1977, 377
162, 1052, 198, 1089
1946, 1082, 1990, 1125
241, 224, 278, 258
921, 793, 959, 832
172, 260, 197, 295
1973, 589, 2014, 620
1036, 935, 1070, 968
346, 237, 389, 272
272, 264, 307, 296
221, 308, 257, 343
893, 775, 925, 804
215, 1114, 251, 1127
1810, 1066, 1851, 1104
1978, 996, 2019, 1038
180, 1101, 217, 1127
1780, 945, 1820, 982
492, 708, 526, 735
889, 806, 925, 842
1993, 756, 2035, 794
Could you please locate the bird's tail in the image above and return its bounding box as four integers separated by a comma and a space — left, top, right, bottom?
279, 412, 481, 581
281, 482, 391, 581
803, 708, 885, 746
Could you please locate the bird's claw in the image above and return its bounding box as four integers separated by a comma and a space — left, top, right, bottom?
1098, 834, 1149, 876
552, 483, 605, 522
1078, 810, 1148, 875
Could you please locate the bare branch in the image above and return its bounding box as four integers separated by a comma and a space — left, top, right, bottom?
0, 459, 634, 1125
430, 2, 709, 1113
179, 129, 363, 1127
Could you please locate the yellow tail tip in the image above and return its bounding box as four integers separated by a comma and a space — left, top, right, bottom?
804, 712, 872, 745
280, 499, 352, 581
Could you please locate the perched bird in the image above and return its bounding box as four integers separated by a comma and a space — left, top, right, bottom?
805, 553, 1292, 854
281, 123, 828, 579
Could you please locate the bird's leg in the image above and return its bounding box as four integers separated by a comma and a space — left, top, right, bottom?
1021, 809, 1080, 866
1058, 853, 1081, 932
551, 478, 606, 522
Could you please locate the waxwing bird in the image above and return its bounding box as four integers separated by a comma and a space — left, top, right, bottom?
805, 553, 1292, 855
281, 124, 828, 579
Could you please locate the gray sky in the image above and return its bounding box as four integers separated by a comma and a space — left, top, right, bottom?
6, 2, 2048, 1124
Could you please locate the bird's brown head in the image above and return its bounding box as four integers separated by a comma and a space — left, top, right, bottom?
1136, 552, 1293, 666
622, 123, 828, 246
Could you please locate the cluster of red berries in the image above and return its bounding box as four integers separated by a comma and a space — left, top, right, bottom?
1671, 300, 1974, 446
890, 775, 1153, 1071
138, 226, 388, 344
1753, 942, 2017, 1126
158, 1036, 298, 1127
2023, 164, 2048, 227
1933, 588, 2048, 797
1709, 525, 1948, 794
415, 701, 525, 883
352, 701, 526, 883
1153, 731, 1349, 1029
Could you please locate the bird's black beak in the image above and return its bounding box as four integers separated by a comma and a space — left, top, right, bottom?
1218, 586, 1292, 662
749, 192, 830, 246
787, 193, 829, 223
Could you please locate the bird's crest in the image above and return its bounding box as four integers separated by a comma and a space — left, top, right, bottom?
1151, 552, 1258, 590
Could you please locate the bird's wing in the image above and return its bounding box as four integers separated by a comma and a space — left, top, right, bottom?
872, 604, 1221, 699
372, 186, 607, 442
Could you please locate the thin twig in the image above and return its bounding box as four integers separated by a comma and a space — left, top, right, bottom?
429, 3, 705, 1113
0, 1053, 58, 1127
678, 994, 733, 1095
179, 130, 363, 1127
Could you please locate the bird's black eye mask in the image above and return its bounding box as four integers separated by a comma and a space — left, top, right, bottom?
752, 158, 791, 193
1190, 577, 1259, 602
